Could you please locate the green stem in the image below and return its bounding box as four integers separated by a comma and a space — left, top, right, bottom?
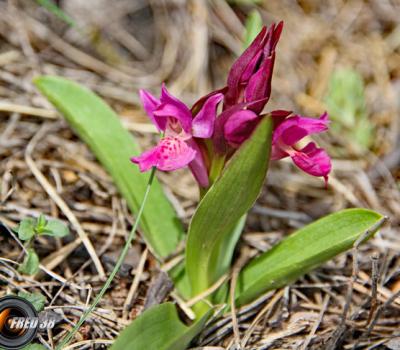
209, 154, 226, 185
56, 167, 157, 350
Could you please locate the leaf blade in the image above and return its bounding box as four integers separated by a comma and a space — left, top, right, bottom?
18, 291, 46, 312
110, 303, 210, 350
19, 249, 40, 276
236, 208, 384, 306
42, 219, 70, 238
34, 76, 183, 258
18, 218, 36, 241
186, 118, 272, 302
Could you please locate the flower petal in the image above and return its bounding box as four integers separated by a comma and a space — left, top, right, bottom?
244, 54, 275, 113
224, 109, 259, 147
213, 99, 267, 153
271, 145, 289, 160
155, 84, 192, 133
187, 139, 209, 187
139, 89, 166, 131
192, 93, 223, 138
131, 145, 161, 172
263, 21, 284, 57
290, 142, 332, 181
131, 137, 196, 172
191, 87, 228, 115
225, 26, 268, 107
241, 50, 262, 82
157, 137, 196, 171
273, 112, 329, 146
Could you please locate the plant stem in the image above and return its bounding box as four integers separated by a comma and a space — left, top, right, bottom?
209, 154, 226, 185
56, 167, 157, 350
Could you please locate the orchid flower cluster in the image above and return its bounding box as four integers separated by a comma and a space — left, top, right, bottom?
132, 23, 331, 186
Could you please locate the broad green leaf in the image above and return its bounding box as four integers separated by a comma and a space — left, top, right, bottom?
18, 291, 46, 312
211, 215, 247, 304
325, 69, 372, 149
243, 10, 263, 49
42, 219, 70, 238
34, 76, 183, 258
171, 213, 243, 303
111, 303, 211, 350
19, 249, 40, 275
18, 218, 36, 241
186, 118, 272, 310
236, 208, 384, 306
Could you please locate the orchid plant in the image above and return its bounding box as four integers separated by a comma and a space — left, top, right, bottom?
35, 22, 385, 350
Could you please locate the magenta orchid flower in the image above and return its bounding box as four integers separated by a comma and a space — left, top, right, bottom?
131, 84, 223, 187
271, 112, 331, 182
224, 22, 283, 113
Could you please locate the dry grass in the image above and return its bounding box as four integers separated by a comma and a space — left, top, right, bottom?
0, 0, 399, 349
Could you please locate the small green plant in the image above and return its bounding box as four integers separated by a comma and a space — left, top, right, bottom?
325, 68, 373, 150
17, 214, 70, 275
18, 291, 46, 312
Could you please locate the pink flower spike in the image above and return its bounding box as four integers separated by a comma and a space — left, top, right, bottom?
139, 89, 166, 131
192, 93, 224, 138
131, 137, 196, 172
290, 142, 331, 183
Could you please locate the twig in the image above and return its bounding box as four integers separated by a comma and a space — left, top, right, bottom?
122, 248, 148, 320
300, 294, 330, 350
186, 274, 229, 308
227, 250, 250, 349
240, 290, 284, 348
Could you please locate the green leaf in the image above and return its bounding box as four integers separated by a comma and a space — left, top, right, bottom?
236, 208, 385, 306
18, 218, 36, 241
42, 219, 70, 238
111, 303, 211, 350
19, 249, 40, 275
324, 69, 372, 149
186, 118, 272, 310
243, 10, 263, 49
34, 76, 184, 258
18, 291, 46, 312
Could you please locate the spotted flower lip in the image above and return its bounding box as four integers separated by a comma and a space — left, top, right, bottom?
131, 85, 223, 187
271, 112, 331, 182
